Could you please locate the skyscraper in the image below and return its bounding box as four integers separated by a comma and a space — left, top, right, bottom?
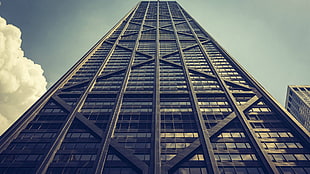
285, 85, 310, 131
0, 1, 309, 173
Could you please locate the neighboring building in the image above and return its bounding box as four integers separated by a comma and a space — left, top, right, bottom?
0, 1, 310, 174
285, 85, 310, 131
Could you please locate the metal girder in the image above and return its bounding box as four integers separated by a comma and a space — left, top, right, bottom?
151, 1, 161, 173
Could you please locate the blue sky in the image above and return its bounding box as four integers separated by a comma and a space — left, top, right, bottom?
0, 0, 309, 106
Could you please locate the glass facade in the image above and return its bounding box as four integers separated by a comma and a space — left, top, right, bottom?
285, 85, 310, 131
0, 1, 309, 174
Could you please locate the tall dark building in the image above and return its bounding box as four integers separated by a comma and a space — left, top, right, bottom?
0, 1, 309, 174
285, 85, 310, 131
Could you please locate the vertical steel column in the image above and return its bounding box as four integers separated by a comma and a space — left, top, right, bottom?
94, 2, 150, 174
151, 1, 161, 173
177, 4, 279, 174
166, 2, 218, 174
35, 4, 140, 174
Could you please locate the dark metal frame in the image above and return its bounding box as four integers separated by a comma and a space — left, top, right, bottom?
0, 1, 309, 174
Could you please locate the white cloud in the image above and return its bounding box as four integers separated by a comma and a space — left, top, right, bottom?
0, 16, 47, 135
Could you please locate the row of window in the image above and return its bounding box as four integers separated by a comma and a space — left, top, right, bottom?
262, 142, 303, 149
161, 132, 199, 138
83, 101, 115, 106
40, 108, 66, 113
7, 143, 50, 151
0, 168, 35, 174
269, 153, 310, 162
215, 153, 257, 161
161, 142, 191, 149
161, 123, 197, 130
47, 167, 92, 174
173, 168, 207, 174
217, 132, 246, 138
212, 142, 252, 150
103, 168, 137, 174
277, 167, 310, 174
119, 142, 151, 149
81, 108, 113, 113
113, 132, 152, 138
256, 132, 294, 138
35, 114, 67, 121
161, 114, 195, 121
217, 167, 264, 174
116, 123, 152, 130
60, 142, 101, 150
66, 132, 96, 139
26, 123, 62, 130
248, 107, 272, 113
0, 154, 43, 163
160, 108, 193, 112
200, 108, 232, 113
118, 114, 152, 121
53, 154, 97, 162
120, 108, 153, 113
17, 132, 56, 139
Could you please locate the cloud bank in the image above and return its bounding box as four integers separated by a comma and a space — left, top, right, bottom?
0, 16, 47, 135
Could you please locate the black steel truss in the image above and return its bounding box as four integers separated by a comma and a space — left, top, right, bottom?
0, 1, 309, 174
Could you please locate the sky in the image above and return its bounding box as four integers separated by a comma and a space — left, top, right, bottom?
0, 0, 309, 134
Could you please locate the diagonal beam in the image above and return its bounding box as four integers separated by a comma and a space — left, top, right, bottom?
164, 93, 262, 172
158, 20, 187, 30
52, 95, 149, 173
96, 58, 155, 79
51, 95, 73, 112
160, 58, 252, 91
161, 39, 210, 58
141, 28, 156, 33
163, 139, 201, 171
59, 81, 90, 92
52, 95, 105, 138
121, 31, 139, 38
168, 14, 186, 20
160, 27, 199, 39
208, 113, 237, 138
112, 42, 153, 58
187, 68, 252, 91
110, 139, 149, 174
129, 21, 143, 27
59, 58, 155, 91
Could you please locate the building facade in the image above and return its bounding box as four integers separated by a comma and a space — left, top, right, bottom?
0, 1, 310, 174
285, 85, 310, 131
